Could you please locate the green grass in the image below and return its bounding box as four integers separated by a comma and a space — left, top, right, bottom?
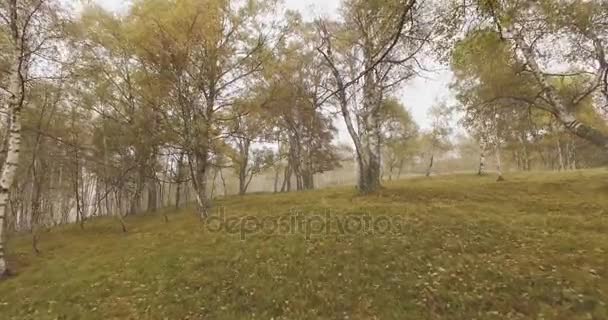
1, 170, 607, 320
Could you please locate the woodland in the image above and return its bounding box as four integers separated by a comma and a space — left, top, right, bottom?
0, 1, 608, 318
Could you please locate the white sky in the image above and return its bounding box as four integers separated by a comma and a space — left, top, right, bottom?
93, 0, 454, 136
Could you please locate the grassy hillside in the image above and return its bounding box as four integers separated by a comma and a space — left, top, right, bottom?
1, 170, 607, 320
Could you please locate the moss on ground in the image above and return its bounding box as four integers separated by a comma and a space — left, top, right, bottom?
1, 170, 607, 319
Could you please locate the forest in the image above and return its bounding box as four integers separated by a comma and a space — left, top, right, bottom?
0, 0, 608, 319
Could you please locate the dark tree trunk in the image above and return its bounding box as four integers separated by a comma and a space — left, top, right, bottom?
219, 168, 228, 197
147, 180, 158, 212
426, 154, 434, 177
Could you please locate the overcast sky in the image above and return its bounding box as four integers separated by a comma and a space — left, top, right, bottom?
93, 0, 454, 137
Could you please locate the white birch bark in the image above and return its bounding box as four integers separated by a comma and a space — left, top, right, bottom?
556, 138, 565, 171
478, 142, 486, 176
492, 107, 504, 181
569, 141, 577, 170
507, 26, 608, 150
494, 140, 504, 181
0, 48, 25, 276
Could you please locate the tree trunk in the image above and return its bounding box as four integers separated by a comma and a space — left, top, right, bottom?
74, 166, 84, 229
301, 161, 314, 190
174, 152, 184, 209
273, 167, 280, 193
219, 167, 228, 197
188, 151, 210, 219
359, 133, 382, 194
556, 139, 565, 171
478, 147, 486, 176
569, 141, 578, 170
511, 29, 608, 151
357, 67, 383, 194
288, 139, 304, 191
495, 142, 504, 182
359, 156, 381, 193
238, 140, 250, 196
281, 162, 292, 193
30, 136, 44, 255
0, 47, 25, 277
426, 154, 434, 177
174, 180, 182, 209
397, 159, 404, 180
102, 128, 126, 232
320, 42, 370, 193
522, 136, 531, 171
238, 169, 247, 195
129, 169, 144, 216
147, 180, 158, 212
30, 165, 42, 255
210, 167, 219, 199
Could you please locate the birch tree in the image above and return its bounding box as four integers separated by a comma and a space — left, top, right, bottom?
424, 103, 452, 177
453, 0, 608, 152
0, 0, 63, 277
80, 0, 283, 218
254, 23, 341, 192
316, 0, 427, 193
379, 98, 418, 180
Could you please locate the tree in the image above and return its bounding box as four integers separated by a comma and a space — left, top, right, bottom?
423, 103, 453, 177
451, 0, 608, 153
0, 0, 64, 277
316, 0, 427, 193
379, 98, 419, 180
84, 0, 282, 218
226, 98, 274, 195
255, 19, 341, 192
451, 2, 608, 174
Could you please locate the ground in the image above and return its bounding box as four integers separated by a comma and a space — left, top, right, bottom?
0, 170, 607, 320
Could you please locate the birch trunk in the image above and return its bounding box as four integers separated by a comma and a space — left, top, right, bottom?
188, 150, 210, 219
174, 152, 184, 209
0, 50, 25, 277
318, 41, 368, 193
495, 140, 504, 182
147, 180, 158, 213
219, 167, 227, 197
273, 167, 280, 193
522, 136, 530, 171
478, 144, 486, 176
569, 141, 578, 170
237, 139, 250, 195
281, 162, 292, 192
510, 29, 608, 151
129, 170, 144, 216
357, 66, 382, 194
210, 167, 218, 199
556, 138, 565, 171
363, 111, 382, 193
30, 134, 44, 255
